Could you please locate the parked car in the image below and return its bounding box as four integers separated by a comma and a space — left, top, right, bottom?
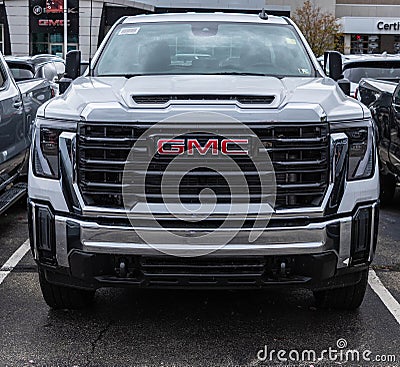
342, 53, 400, 97
5, 54, 65, 96
358, 77, 400, 203
0, 51, 52, 215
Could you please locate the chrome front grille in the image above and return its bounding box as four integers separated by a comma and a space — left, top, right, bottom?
77, 122, 329, 209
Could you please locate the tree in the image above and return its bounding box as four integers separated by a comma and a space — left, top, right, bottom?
292, 0, 342, 57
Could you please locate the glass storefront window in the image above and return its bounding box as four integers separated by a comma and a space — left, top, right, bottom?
350, 34, 380, 54
32, 42, 49, 54
31, 33, 78, 56
31, 33, 49, 54
32, 33, 49, 43
49, 34, 63, 43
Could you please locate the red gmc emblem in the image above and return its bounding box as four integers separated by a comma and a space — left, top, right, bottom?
157, 138, 249, 155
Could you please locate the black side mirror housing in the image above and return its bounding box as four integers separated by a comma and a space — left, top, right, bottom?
324, 51, 343, 81
324, 51, 351, 96
59, 50, 81, 94
65, 50, 81, 79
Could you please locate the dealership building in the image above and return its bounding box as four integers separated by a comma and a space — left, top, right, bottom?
1, 0, 400, 58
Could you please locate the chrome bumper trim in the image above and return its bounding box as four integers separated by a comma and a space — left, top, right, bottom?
52, 215, 353, 269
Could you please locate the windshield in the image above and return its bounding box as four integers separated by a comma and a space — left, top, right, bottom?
343, 62, 400, 83
95, 22, 314, 78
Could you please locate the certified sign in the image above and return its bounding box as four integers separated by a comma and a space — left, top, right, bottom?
377, 21, 400, 31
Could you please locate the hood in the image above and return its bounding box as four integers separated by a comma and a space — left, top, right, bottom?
41, 75, 367, 122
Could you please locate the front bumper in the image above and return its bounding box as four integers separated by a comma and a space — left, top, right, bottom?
29, 201, 379, 290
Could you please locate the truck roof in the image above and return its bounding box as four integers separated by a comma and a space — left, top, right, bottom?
122, 12, 289, 25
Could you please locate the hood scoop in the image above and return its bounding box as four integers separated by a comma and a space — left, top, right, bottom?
119, 75, 285, 109
132, 94, 276, 106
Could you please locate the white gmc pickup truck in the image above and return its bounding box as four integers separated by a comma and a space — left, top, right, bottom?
28, 12, 379, 310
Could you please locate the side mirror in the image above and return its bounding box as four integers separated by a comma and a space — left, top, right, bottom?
324, 51, 343, 81
65, 50, 81, 80
58, 50, 81, 94
324, 51, 351, 96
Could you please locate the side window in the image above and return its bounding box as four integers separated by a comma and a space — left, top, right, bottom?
9, 67, 34, 81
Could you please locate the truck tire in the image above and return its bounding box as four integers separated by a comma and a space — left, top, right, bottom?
380, 174, 396, 205
313, 269, 368, 310
39, 269, 95, 310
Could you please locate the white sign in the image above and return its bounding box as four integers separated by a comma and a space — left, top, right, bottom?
341, 17, 400, 34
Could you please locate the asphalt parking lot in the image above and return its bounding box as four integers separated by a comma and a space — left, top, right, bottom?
0, 197, 399, 367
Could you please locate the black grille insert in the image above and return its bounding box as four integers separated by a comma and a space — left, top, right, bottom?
132, 95, 275, 105
77, 122, 329, 209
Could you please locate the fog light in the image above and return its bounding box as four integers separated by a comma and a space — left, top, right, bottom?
36, 206, 56, 264
351, 207, 372, 265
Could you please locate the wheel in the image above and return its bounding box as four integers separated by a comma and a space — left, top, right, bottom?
38, 269, 95, 310
313, 269, 368, 310
380, 174, 396, 205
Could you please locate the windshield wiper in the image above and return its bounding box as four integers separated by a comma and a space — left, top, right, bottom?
96, 72, 285, 78
96, 74, 146, 78
211, 72, 284, 78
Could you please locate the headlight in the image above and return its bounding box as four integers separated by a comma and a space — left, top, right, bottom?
346, 126, 374, 180
33, 127, 62, 179
32, 119, 77, 179
332, 120, 375, 181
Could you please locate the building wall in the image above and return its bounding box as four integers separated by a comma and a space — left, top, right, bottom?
6, 0, 400, 58
337, 1, 400, 54
336, 4, 400, 18
79, 0, 103, 61
0, 0, 335, 58
268, 0, 335, 15
5, 0, 29, 55
337, 0, 400, 4
145, 0, 267, 10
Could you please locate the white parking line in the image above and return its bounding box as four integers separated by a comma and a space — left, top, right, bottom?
369, 269, 400, 325
0, 239, 30, 285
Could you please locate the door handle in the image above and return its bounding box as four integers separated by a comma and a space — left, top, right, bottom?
13, 100, 23, 109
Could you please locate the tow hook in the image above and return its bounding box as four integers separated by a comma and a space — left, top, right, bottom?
118, 259, 127, 277
280, 261, 287, 276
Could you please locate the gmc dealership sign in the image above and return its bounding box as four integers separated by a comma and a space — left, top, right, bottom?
30, 0, 78, 34
38, 19, 71, 26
